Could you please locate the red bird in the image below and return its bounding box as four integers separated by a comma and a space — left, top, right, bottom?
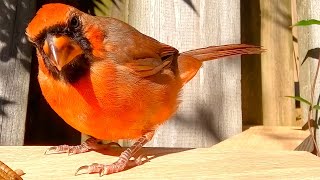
26, 3, 262, 176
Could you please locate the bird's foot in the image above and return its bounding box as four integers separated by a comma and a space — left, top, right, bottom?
133, 154, 150, 166
75, 161, 126, 176
75, 153, 148, 176
75, 150, 130, 176
44, 137, 121, 155
74, 133, 154, 176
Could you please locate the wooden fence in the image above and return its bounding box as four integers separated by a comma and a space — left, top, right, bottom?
0, 0, 313, 148
0, 0, 35, 145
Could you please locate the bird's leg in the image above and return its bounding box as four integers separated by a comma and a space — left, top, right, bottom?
75, 131, 155, 176
45, 137, 121, 155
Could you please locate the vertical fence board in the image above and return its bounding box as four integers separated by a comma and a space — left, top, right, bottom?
296, 1, 320, 148
260, 0, 295, 126
291, 0, 302, 124
125, 0, 241, 148
0, 0, 35, 145
241, 0, 263, 126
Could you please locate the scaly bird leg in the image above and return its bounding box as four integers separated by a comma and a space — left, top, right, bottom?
45, 137, 121, 155
75, 131, 155, 176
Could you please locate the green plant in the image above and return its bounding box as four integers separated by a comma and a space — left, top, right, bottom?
288, 19, 320, 156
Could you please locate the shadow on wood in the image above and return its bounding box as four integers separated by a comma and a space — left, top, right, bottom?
241, 0, 263, 126
174, 105, 223, 143
0, 0, 35, 145
91, 147, 193, 172
0, 97, 15, 117
1, 145, 320, 179
0, 1, 32, 72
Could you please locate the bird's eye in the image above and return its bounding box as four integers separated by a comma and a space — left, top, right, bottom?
70, 16, 80, 29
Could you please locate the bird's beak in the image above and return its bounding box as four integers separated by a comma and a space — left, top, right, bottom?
43, 34, 83, 71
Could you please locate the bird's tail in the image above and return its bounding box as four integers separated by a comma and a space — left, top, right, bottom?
178, 44, 263, 84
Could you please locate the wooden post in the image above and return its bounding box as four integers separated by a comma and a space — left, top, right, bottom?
241, 0, 263, 126
0, 0, 35, 145
126, 0, 242, 147
296, 0, 320, 149
260, 0, 296, 126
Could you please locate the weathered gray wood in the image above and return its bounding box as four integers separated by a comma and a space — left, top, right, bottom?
296, 0, 320, 150
0, 0, 35, 145
125, 0, 242, 148
260, 0, 296, 126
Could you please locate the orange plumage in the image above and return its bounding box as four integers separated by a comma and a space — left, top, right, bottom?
26, 3, 262, 176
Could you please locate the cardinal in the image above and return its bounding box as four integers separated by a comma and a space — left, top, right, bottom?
26, 3, 262, 176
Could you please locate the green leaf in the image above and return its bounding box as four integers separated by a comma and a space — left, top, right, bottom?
313, 105, 320, 110
285, 96, 312, 106
293, 19, 320, 26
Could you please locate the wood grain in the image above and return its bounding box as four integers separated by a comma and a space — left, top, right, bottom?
241, 0, 263, 126
0, 126, 313, 179
260, 0, 296, 125
125, 0, 242, 148
0, 145, 319, 179
0, 0, 36, 145
296, 0, 320, 151
213, 126, 312, 151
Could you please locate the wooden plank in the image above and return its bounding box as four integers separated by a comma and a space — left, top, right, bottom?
296, 0, 320, 150
0, 0, 36, 145
291, 0, 300, 82
126, 0, 242, 148
260, 0, 296, 125
291, 0, 302, 124
241, 0, 263, 126
1, 146, 320, 179
213, 126, 312, 151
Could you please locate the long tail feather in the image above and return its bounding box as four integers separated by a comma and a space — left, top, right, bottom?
182, 44, 263, 61
178, 44, 263, 84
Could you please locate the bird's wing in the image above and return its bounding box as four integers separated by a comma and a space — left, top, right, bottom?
125, 43, 178, 77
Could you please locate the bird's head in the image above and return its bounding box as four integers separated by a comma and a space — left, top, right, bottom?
26, 3, 106, 83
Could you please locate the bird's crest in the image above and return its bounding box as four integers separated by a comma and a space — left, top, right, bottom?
26, 3, 74, 41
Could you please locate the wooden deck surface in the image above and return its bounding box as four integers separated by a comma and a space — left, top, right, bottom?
0, 126, 318, 179
213, 126, 312, 151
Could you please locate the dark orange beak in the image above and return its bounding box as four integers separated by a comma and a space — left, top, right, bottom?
43, 34, 83, 71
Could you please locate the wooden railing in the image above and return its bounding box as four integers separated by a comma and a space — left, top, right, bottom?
0, 126, 315, 179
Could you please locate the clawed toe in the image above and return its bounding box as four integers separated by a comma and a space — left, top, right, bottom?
105, 142, 122, 148
44, 137, 100, 155
75, 165, 89, 176
74, 154, 151, 176
44, 147, 55, 155
73, 133, 154, 176
134, 154, 150, 166
72, 133, 154, 176
44, 145, 69, 155
75, 163, 107, 176
44, 144, 89, 155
